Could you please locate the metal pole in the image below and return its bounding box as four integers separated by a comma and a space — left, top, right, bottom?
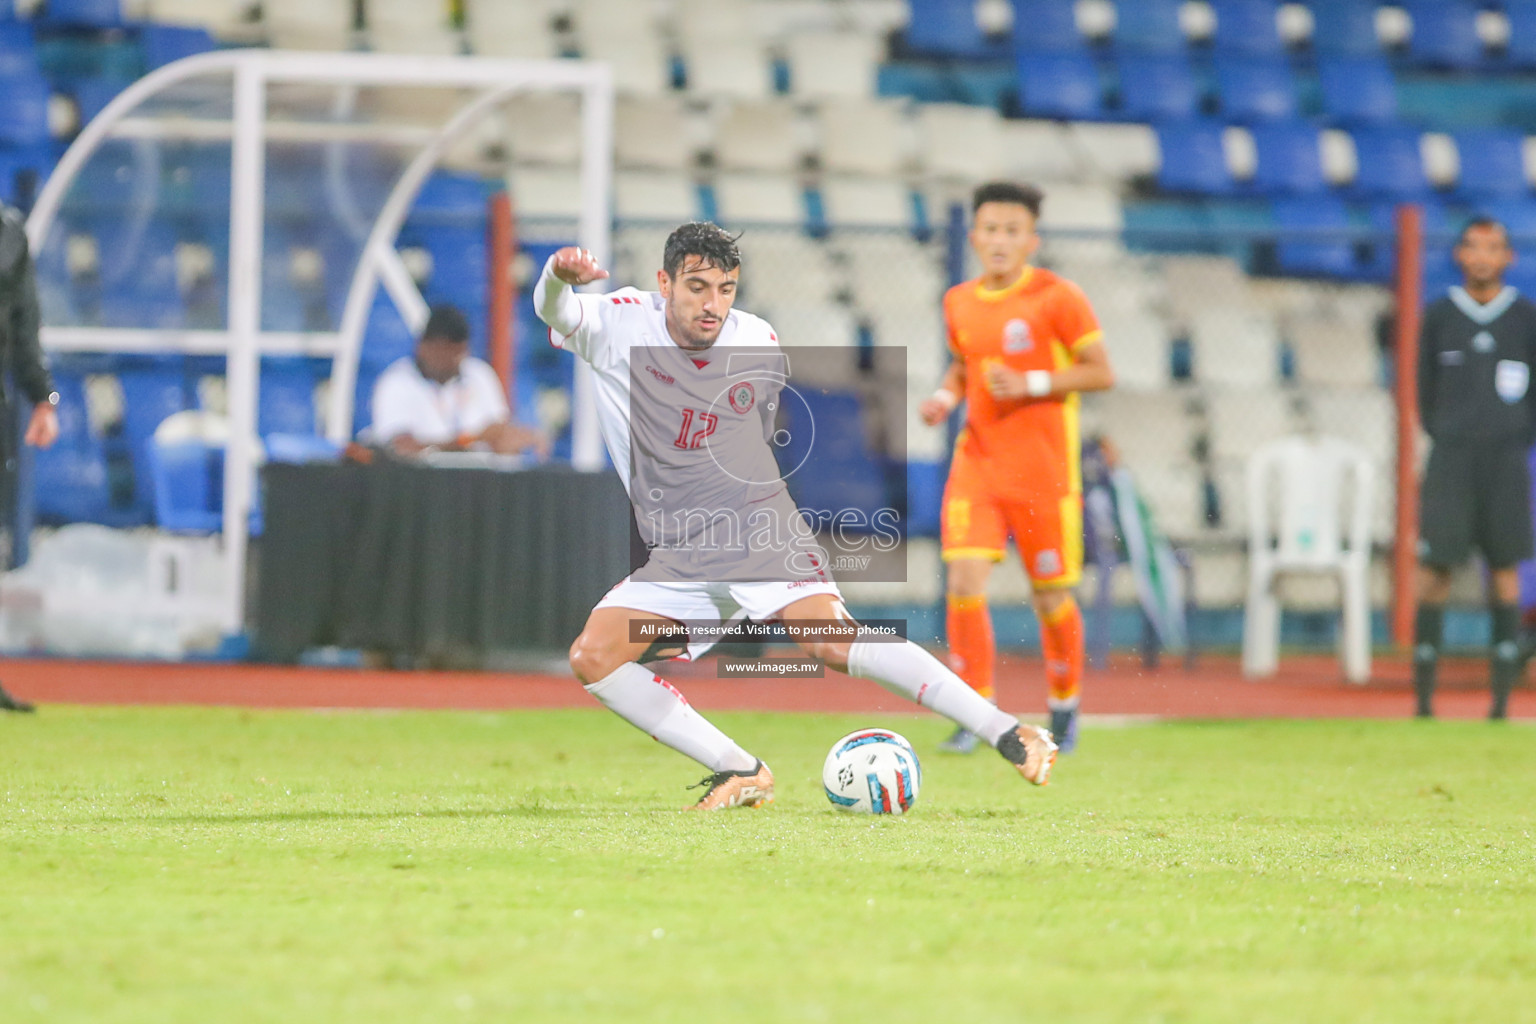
222, 59, 267, 634
1392, 203, 1424, 649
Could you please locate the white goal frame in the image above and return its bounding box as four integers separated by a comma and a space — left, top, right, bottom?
26, 50, 614, 634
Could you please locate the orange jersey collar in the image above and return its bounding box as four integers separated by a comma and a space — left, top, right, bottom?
973, 266, 1035, 302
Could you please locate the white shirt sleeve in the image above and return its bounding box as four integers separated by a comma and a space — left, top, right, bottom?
460, 360, 511, 437
533, 255, 606, 363
369, 364, 432, 443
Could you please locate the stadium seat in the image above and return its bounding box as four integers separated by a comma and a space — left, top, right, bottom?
915, 104, 1004, 182
714, 100, 806, 175
1000, 119, 1086, 183
264, 432, 342, 464
1316, 57, 1397, 124
1037, 183, 1123, 232
259, 358, 319, 437
367, 0, 458, 55
1480, 197, 1536, 247
1016, 50, 1105, 120
1210, 0, 1284, 55
1309, 1, 1382, 55
464, 0, 558, 59
1113, 0, 1187, 52
1069, 122, 1160, 184
1190, 307, 1282, 386
1272, 195, 1357, 277
1251, 122, 1327, 195
1404, 1, 1483, 69
509, 166, 583, 220
1155, 121, 1237, 195
0, 72, 51, 146
904, 0, 1005, 59
582, 29, 672, 95
1288, 312, 1381, 387
681, 39, 774, 99
91, 220, 184, 330
1452, 129, 1528, 200
1115, 53, 1201, 121
737, 231, 841, 308
503, 93, 582, 168
41, 0, 122, 29
815, 98, 910, 178
776, 389, 887, 521
819, 176, 914, 230
1349, 127, 1431, 198
70, 77, 127, 126
150, 437, 225, 534
1504, 0, 1536, 69
711, 172, 809, 228
261, 0, 353, 50
1207, 388, 1297, 463
614, 95, 697, 172
138, 24, 216, 70
0, 21, 37, 78
614, 170, 700, 223
32, 370, 115, 525
360, 293, 416, 371
786, 31, 883, 99
1011, 0, 1086, 52
1214, 57, 1298, 122
119, 365, 195, 518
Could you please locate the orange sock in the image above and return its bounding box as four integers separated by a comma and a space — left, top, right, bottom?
1039, 596, 1084, 709
946, 594, 995, 701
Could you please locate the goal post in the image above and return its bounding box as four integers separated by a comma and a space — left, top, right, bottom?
25, 49, 615, 635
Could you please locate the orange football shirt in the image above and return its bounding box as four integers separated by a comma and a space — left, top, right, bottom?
943, 267, 1102, 500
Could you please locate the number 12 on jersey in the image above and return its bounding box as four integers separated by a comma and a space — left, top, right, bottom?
674, 408, 719, 450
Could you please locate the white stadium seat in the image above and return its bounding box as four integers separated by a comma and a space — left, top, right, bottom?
503, 93, 583, 167
615, 95, 702, 172
713, 100, 808, 174
682, 39, 775, 99
915, 103, 1004, 182
785, 31, 884, 99
999, 120, 1086, 183
736, 231, 842, 309
1205, 389, 1299, 463
367, 0, 459, 55
761, 302, 861, 350
832, 231, 946, 316
614, 170, 701, 224
1289, 314, 1381, 388
509, 166, 584, 221
465, 1, 560, 59
1161, 255, 1252, 324
815, 97, 912, 178
820, 176, 912, 230
1190, 307, 1283, 387
146, 0, 253, 36
1068, 122, 1160, 184
262, 0, 353, 50
1036, 183, 1124, 233
713, 172, 806, 226
584, 33, 674, 96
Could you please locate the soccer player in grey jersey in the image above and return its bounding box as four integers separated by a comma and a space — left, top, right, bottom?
535, 222, 1057, 808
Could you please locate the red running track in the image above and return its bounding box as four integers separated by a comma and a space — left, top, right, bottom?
0, 652, 1526, 720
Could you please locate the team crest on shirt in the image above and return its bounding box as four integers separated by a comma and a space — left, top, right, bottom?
1003, 318, 1033, 353
1473, 330, 1496, 353
728, 381, 756, 413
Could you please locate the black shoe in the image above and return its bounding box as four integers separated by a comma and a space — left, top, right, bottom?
0, 683, 35, 713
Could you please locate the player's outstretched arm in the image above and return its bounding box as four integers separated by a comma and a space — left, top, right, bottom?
984, 340, 1115, 400
534, 247, 610, 337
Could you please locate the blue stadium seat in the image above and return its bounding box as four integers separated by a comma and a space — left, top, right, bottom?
119, 365, 195, 518
1113, 0, 1186, 52
31, 370, 115, 525
162, 144, 231, 214
0, 21, 36, 77
1365, 198, 1456, 282
1155, 121, 1235, 195
259, 358, 319, 437
1018, 51, 1105, 119
1317, 57, 1397, 124
70, 77, 127, 126
1404, 1, 1482, 70
1481, 198, 1536, 246
1350, 127, 1431, 199
1211, 0, 1284, 55
265, 433, 343, 464
1214, 56, 1298, 122
0, 72, 51, 146
92, 219, 184, 329
150, 439, 222, 534
1012, 0, 1085, 52
41, 0, 122, 29
360, 293, 416, 371
1252, 122, 1326, 194
412, 171, 489, 219
1116, 53, 1201, 121
1452, 129, 1527, 200
776, 390, 887, 524
1504, 0, 1536, 69
1309, 1, 1381, 55
904, 0, 1004, 59
1272, 196, 1357, 276
139, 24, 216, 71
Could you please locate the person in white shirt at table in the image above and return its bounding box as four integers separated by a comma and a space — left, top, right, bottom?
368, 304, 548, 458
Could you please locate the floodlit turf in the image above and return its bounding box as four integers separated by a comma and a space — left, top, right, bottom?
1, 707, 1533, 1023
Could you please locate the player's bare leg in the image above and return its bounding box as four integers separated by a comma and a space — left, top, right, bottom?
569, 606, 772, 809
941, 556, 996, 754
777, 593, 1056, 785
1034, 585, 1085, 752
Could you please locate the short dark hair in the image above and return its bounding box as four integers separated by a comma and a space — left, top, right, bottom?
663, 221, 742, 279
1458, 216, 1510, 248
422, 304, 470, 344
972, 181, 1044, 219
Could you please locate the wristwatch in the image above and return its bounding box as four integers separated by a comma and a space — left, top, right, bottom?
44, 391, 58, 407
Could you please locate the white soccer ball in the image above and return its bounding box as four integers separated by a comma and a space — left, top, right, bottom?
822, 728, 922, 814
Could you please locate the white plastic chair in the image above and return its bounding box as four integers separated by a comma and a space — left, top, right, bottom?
1242, 436, 1374, 683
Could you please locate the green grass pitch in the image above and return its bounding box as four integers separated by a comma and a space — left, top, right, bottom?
2, 706, 1533, 1023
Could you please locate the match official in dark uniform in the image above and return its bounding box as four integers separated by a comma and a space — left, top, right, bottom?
1414, 217, 1536, 720
0, 203, 59, 713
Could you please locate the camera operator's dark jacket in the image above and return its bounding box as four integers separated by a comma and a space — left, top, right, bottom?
0, 204, 53, 412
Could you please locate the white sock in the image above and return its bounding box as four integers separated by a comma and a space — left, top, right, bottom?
584, 663, 758, 773
847, 640, 1018, 746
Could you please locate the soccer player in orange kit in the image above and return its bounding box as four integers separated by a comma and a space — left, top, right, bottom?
919, 182, 1116, 754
